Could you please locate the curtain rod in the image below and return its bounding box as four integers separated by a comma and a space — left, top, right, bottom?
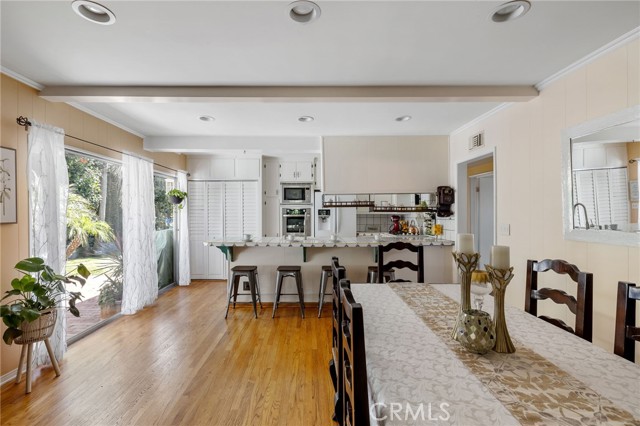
16, 116, 180, 174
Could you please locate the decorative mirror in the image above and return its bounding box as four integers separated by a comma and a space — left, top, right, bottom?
562, 105, 640, 247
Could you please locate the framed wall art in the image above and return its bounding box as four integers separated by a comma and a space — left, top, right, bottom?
0, 147, 17, 223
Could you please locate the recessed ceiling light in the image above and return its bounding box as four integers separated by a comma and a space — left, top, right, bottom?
490, 0, 531, 23
298, 116, 315, 122
71, 1, 116, 25
199, 115, 215, 122
395, 115, 412, 122
288, 1, 321, 24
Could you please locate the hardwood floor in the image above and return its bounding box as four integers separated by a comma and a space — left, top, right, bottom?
1, 281, 335, 426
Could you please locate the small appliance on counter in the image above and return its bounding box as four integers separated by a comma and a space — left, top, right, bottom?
389, 215, 401, 234
436, 186, 455, 217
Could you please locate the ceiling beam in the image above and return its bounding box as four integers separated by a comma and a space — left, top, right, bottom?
39, 85, 538, 103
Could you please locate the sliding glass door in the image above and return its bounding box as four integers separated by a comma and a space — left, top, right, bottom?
154, 173, 176, 289
65, 150, 123, 340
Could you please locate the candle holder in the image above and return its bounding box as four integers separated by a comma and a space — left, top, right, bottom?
450, 251, 480, 340
485, 265, 516, 354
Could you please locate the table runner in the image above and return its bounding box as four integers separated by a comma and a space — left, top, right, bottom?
389, 283, 640, 426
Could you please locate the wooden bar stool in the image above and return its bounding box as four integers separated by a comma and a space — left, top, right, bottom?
317, 265, 333, 318
366, 266, 395, 283
225, 265, 262, 319
272, 266, 305, 319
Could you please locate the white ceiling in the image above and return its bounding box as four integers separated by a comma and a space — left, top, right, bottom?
1, 1, 639, 152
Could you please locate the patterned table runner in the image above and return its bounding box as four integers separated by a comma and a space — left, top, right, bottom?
389, 284, 640, 426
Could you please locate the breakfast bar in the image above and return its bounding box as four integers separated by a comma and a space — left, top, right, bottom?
204, 236, 455, 303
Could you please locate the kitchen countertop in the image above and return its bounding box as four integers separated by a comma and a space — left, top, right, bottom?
203, 235, 454, 248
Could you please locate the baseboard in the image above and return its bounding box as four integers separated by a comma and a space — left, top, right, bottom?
1, 368, 17, 386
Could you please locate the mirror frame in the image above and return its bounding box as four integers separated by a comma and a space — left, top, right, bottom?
561, 104, 640, 247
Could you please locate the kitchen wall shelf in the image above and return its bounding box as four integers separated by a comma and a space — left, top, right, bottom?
323, 200, 374, 208
370, 206, 436, 213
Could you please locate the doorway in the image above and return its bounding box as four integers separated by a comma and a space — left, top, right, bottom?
470, 173, 494, 268
455, 150, 496, 271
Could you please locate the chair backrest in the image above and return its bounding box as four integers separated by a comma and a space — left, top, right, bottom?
614, 281, 640, 362
330, 257, 346, 424
377, 242, 424, 283
340, 280, 369, 426
525, 259, 593, 341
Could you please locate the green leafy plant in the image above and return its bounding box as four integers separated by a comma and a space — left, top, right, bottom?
96, 249, 123, 308
0, 257, 90, 345
167, 188, 187, 209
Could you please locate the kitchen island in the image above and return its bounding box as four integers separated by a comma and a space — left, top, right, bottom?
204, 235, 454, 304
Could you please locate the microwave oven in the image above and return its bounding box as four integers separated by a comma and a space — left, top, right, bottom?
281, 184, 312, 204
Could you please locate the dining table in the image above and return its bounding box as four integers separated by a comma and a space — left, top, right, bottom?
349, 283, 640, 426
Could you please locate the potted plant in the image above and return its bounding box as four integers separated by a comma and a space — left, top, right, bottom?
167, 188, 187, 209
0, 257, 90, 345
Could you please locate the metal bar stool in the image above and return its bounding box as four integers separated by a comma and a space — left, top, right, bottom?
366, 266, 395, 283
225, 265, 262, 319
317, 265, 333, 318
272, 265, 305, 318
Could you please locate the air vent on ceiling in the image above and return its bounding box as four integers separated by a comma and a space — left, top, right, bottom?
469, 132, 484, 150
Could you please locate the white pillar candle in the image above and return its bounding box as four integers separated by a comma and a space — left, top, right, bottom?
491, 245, 510, 269
456, 233, 475, 255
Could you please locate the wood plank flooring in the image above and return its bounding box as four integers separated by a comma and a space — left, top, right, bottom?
1, 281, 335, 426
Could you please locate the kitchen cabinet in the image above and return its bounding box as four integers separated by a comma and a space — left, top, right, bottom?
262, 158, 281, 237
187, 156, 260, 180
280, 160, 314, 182
187, 180, 259, 279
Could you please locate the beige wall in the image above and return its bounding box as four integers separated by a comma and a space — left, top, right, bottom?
449, 39, 640, 360
323, 135, 449, 194
0, 74, 186, 376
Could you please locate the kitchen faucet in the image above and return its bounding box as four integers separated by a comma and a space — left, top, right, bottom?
572, 203, 590, 230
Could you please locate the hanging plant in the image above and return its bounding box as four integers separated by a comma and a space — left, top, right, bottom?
167, 189, 187, 209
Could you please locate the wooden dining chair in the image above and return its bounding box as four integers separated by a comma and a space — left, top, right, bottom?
377, 242, 424, 283
340, 281, 370, 426
330, 256, 347, 425
525, 259, 593, 342
614, 281, 640, 362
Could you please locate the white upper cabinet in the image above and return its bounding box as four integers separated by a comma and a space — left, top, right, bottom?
279, 160, 314, 182
187, 155, 261, 180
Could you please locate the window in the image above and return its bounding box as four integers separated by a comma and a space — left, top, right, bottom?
154, 173, 176, 289
572, 167, 629, 229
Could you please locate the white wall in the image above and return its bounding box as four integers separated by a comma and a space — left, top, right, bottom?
449, 38, 640, 357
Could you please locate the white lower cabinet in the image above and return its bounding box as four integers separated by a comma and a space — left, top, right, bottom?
188, 180, 259, 279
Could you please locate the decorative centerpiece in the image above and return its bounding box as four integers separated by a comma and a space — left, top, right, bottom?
486, 245, 516, 354
470, 270, 492, 311
451, 234, 479, 340
456, 309, 496, 354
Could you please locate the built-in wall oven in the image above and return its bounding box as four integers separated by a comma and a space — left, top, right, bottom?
282, 207, 311, 237
281, 183, 312, 205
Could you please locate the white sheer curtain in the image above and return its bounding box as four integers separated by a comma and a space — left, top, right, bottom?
121, 153, 158, 315
27, 121, 68, 365
177, 171, 191, 286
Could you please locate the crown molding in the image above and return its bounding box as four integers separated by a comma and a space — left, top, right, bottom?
1, 67, 44, 90
450, 103, 512, 136
68, 102, 146, 139
536, 26, 640, 91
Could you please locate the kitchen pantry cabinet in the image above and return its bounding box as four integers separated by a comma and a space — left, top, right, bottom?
279, 160, 314, 182
188, 180, 259, 279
